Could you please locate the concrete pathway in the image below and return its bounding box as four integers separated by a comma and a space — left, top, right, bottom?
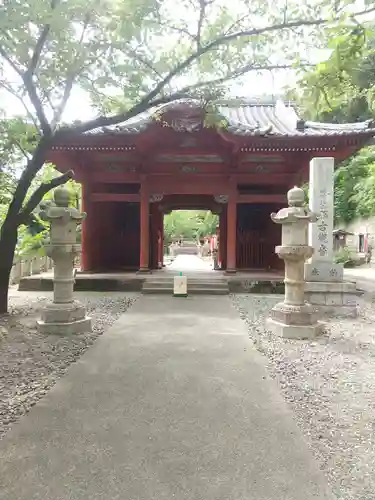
0, 296, 333, 500
345, 266, 375, 294
168, 253, 213, 272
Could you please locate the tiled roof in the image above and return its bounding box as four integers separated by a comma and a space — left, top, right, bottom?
84, 99, 375, 138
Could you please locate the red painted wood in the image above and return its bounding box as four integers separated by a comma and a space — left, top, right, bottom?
237, 194, 286, 204
139, 183, 150, 271
91, 202, 140, 271
220, 207, 227, 270
149, 204, 159, 270
91, 172, 140, 183
236, 203, 283, 270
147, 163, 226, 174
80, 181, 91, 271
91, 193, 140, 202
160, 211, 164, 267
226, 184, 237, 272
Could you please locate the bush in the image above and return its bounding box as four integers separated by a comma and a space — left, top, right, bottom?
334, 247, 357, 267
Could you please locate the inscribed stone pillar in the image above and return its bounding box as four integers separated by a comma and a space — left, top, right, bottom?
305, 157, 343, 282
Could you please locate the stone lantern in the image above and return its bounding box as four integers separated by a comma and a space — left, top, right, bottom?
267, 186, 324, 339
37, 186, 91, 334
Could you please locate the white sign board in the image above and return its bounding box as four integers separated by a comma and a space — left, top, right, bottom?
173, 275, 187, 297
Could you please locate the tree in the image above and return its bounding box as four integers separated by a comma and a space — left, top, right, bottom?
289, 26, 375, 225
295, 25, 375, 122
164, 210, 218, 245
333, 148, 373, 224
340, 147, 375, 222
0, 0, 374, 312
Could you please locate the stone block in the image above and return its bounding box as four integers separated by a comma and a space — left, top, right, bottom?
37, 317, 91, 335
305, 281, 358, 317
305, 262, 343, 282
342, 294, 357, 306
267, 318, 324, 339
270, 301, 319, 326
40, 301, 87, 324
37, 300, 91, 334
325, 293, 344, 306
308, 292, 326, 305
305, 280, 356, 293
318, 305, 357, 317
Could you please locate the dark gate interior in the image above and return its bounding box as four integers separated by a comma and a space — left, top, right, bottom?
90, 202, 140, 271
236, 204, 282, 270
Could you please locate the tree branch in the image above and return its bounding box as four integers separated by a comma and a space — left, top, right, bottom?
0, 80, 39, 130
196, 0, 206, 50
27, 0, 60, 77
51, 12, 91, 129
23, 73, 51, 136
11, 138, 31, 161
152, 17, 196, 40
19, 170, 74, 221
127, 49, 165, 81
57, 5, 375, 137
0, 45, 23, 77
177, 63, 309, 93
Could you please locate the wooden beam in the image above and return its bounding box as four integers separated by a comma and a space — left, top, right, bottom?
91, 193, 140, 202
237, 194, 286, 204
235, 173, 292, 184
91, 172, 140, 183
148, 179, 229, 195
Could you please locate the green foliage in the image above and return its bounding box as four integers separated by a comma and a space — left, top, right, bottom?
334, 147, 375, 224
334, 246, 356, 267
0, 160, 81, 255
296, 26, 375, 122
290, 24, 375, 227
164, 210, 218, 245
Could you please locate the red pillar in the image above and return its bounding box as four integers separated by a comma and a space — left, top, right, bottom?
218, 212, 224, 268
157, 208, 164, 269
139, 181, 150, 272
160, 210, 164, 267
226, 185, 237, 274
81, 182, 92, 272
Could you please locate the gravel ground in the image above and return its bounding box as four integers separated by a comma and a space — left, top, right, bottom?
232, 294, 375, 500
0, 290, 138, 439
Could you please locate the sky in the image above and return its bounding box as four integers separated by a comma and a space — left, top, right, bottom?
60, 69, 297, 122
0, 0, 308, 125
0, 67, 298, 124
1, 0, 373, 125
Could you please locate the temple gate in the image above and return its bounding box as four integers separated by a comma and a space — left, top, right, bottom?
47, 99, 374, 273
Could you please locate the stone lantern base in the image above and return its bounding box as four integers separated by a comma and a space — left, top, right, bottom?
37, 300, 91, 335
267, 302, 324, 340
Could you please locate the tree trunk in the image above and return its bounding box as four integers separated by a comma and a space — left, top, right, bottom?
0, 228, 18, 314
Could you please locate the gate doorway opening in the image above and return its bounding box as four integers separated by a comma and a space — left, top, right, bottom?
164, 209, 219, 271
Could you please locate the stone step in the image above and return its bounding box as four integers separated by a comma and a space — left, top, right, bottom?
144, 282, 228, 289
142, 287, 229, 295
142, 277, 230, 295
144, 279, 227, 285
173, 248, 199, 255
143, 285, 229, 292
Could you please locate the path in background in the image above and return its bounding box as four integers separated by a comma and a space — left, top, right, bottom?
345, 267, 375, 295
168, 253, 214, 272
0, 295, 333, 500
